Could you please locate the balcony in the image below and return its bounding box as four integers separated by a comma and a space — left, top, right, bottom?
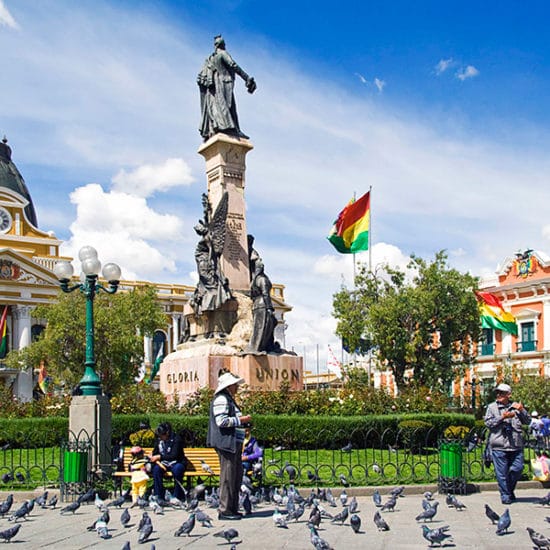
478, 343, 495, 356
516, 340, 537, 353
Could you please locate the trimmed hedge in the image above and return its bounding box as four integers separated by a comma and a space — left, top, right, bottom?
1, 412, 476, 450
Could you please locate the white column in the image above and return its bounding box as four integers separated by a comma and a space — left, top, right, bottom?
143, 335, 153, 365
543, 299, 550, 350
171, 314, 180, 352
12, 305, 33, 402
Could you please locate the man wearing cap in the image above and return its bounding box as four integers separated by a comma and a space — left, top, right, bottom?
207, 372, 252, 520
484, 383, 530, 504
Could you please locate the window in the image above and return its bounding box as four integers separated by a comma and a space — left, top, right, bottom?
480, 328, 494, 356
153, 330, 166, 359
518, 321, 536, 352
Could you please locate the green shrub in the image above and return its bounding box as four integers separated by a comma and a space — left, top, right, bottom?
129, 429, 156, 447
444, 425, 470, 440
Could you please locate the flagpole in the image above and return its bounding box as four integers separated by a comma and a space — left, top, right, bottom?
368, 185, 372, 273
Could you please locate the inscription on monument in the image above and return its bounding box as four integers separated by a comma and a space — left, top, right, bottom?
226, 213, 245, 262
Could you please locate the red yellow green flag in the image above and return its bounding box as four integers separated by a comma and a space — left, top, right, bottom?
38, 361, 52, 395
327, 191, 370, 254
0, 306, 8, 356
475, 291, 518, 336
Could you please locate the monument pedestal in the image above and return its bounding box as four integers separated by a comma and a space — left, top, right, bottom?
69, 395, 112, 476
160, 348, 302, 404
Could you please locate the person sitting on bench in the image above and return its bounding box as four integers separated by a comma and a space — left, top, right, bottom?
241, 426, 263, 478
148, 422, 186, 501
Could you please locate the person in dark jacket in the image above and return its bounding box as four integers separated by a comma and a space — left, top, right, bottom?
484, 383, 530, 504
207, 371, 252, 520
148, 422, 186, 501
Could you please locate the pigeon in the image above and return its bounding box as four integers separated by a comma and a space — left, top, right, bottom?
349, 496, 358, 514
372, 489, 382, 507
421, 499, 433, 511
538, 493, 550, 506
284, 462, 297, 482
309, 506, 321, 528
241, 491, 252, 515
273, 445, 286, 452
195, 509, 213, 527
287, 503, 305, 522
0, 443, 10, 451
445, 493, 454, 507
527, 526, 550, 549
485, 504, 500, 524
0, 524, 21, 543
95, 493, 106, 510
36, 491, 49, 507
25, 498, 35, 515
137, 511, 151, 532
309, 525, 334, 550
330, 506, 349, 525
390, 486, 405, 498
372, 463, 381, 474
48, 494, 58, 509
15, 472, 25, 483
78, 488, 95, 504
415, 501, 439, 522
341, 442, 353, 453
373, 510, 390, 531
325, 489, 337, 508
1, 473, 13, 483
423, 491, 433, 501
388, 444, 398, 453
273, 509, 288, 528
107, 494, 126, 508
200, 460, 214, 475
8, 502, 29, 521
96, 520, 111, 539
121, 507, 131, 527
60, 500, 80, 515
496, 508, 511, 535
307, 470, 321, 482
350, 514, 361, 533
421, 524, 453, 547
339, 490, 348, 506
138, 520, 153, 544
339, 474, 349, 487
214, 528, 240, 543
174, 512, 196, 537
449, 494, 466, 510
0, 496, 13, 517
380, 496, 397, 512
121, 542, 131, 550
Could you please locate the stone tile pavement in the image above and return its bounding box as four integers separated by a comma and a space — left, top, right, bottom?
1, 482, 550, 549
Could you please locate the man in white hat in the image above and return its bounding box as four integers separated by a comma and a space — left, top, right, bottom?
484, 382, 530, 504
207, 371, 252, 520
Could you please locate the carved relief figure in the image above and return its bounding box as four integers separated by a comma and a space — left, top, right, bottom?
190, 192, 233, 315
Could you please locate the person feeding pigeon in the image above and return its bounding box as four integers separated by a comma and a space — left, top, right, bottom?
484, 382, 530, 504
207, 371, 252, 520
128, 446, 149, 504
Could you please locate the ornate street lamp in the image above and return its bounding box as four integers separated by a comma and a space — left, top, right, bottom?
53, 246, 121, 396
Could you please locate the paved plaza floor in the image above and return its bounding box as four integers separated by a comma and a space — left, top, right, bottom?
1, 483, 550, 549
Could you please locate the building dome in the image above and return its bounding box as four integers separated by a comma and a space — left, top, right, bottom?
0, 137, 38, 227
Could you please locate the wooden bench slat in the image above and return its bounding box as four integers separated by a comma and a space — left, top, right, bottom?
113, 447, 220, 479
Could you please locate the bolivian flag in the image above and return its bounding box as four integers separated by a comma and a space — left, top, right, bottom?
475, 291, 518, 336
0, 305, 7, 356
327, 191, 370, 254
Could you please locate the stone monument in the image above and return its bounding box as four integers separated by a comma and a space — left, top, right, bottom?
160, 36, 303, 402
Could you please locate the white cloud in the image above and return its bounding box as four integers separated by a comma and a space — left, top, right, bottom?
374, 78, 386, 93
60, 183, 185, 280
456, 65, 480, 81
0, 0, 18, 29
111, 158, 194, 198
435, 58, 453, 75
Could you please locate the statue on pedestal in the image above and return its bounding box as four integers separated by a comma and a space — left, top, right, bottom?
190, 192, 233, 316
197, 35, 257, 141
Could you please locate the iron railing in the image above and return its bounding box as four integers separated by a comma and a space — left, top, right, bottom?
0, 425, 543, 491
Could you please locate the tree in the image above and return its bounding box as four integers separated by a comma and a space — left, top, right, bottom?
6, 285, 167, 396
332, 251, 481, 391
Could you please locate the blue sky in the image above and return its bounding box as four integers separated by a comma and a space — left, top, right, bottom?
2, 0, 550, 370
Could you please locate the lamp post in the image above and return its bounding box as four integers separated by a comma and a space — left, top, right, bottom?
53, 246, 121, 396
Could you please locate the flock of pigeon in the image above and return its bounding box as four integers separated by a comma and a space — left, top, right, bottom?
3, 480, 550, 547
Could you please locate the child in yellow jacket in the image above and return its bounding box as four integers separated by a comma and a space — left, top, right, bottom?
128, 446, 149, 503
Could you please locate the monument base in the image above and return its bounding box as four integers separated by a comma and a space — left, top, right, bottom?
160, 348, 303, 404
69, 395, 112, 476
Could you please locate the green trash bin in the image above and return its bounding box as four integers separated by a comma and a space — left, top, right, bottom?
440, 441, 463, 478
63, 451, 88, 483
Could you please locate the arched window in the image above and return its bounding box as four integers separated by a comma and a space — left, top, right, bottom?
153, 330, 166, 359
